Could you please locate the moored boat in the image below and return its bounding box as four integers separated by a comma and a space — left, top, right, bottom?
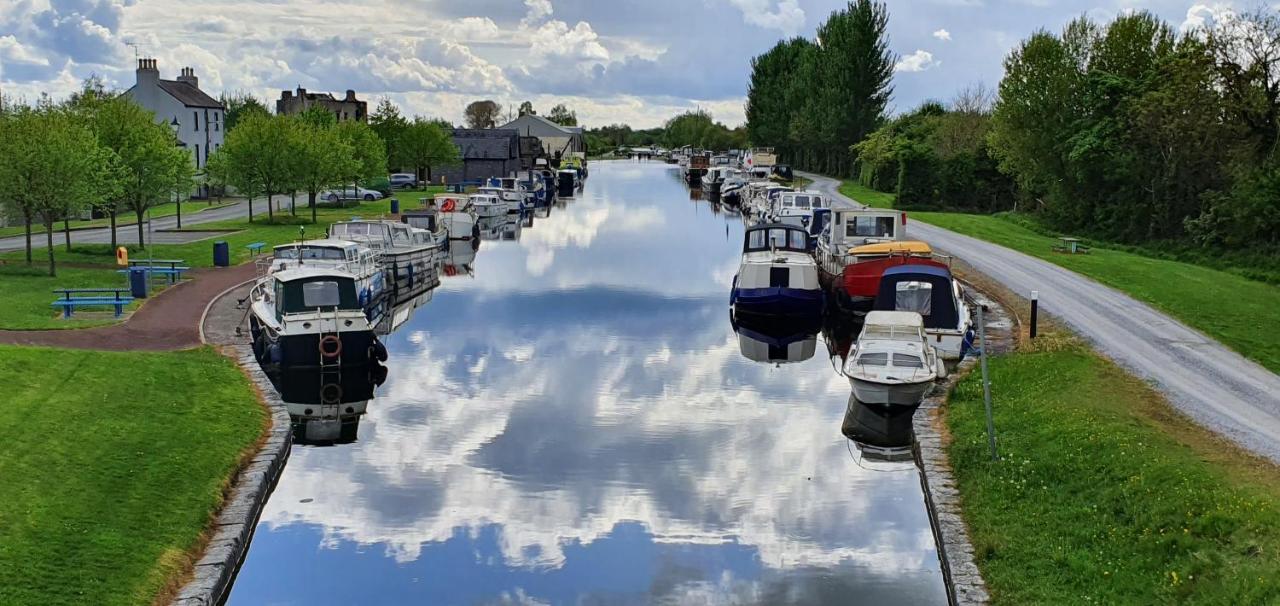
730, 223, 824, 316
871, 264, 973, 360
248, 267, 386, 369
433, 193, 480, 240
842, 311, 946, 406
269, 239, 385, 312
328, 219, 437, 296
836, 241, 945, 312
815, 207, 908, 278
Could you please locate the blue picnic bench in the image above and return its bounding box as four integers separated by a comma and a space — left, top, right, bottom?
246, 242, 267, 256
118, 259, 190, 285
51, 288, 134, 318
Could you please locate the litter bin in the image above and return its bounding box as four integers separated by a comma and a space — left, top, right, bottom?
129, 268, 149, 299
213, 240, 230, 267
390, 198, 400, 214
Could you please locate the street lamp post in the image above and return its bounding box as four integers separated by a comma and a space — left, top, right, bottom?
170, 117, 183, 229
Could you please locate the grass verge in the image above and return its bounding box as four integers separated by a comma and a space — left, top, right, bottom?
837, 181, 1280, 374
0, 345, 266, 606
0, 199, 238, 239
946, 340, 1280, 604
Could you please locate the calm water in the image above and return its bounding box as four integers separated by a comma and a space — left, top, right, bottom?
228, 161, 947, 606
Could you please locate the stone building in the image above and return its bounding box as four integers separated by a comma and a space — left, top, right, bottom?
276, 87, 367, 122
435, 129, 521, 184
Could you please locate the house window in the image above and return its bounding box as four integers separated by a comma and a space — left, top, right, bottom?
343, 111, 348, 120
195, 144, 200, 167
193, 111, 199, 131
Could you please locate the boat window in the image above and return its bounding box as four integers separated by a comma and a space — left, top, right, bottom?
747, 230, 767, 250
301, 247, 345, 260
845, 216, 897, 239
790, 230, 807, 249
302, 281, 341, 307
274, 248, 298, 259
768, 228, 789, 248
856, 352, 889, 366
794, 196, 811, 209
892, 354, 925, 368
896, 282, 933, 316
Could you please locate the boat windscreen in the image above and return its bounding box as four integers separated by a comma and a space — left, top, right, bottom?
275, 247, 346, 261
845, 215, 897, 239
280, 278, 360, 313
895, 282, 933, 316
745, 227, 808, 252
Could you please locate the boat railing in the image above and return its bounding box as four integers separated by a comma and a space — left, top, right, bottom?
255, 257, 273, 280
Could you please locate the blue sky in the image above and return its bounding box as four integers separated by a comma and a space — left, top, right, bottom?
0, 0, 1236, 127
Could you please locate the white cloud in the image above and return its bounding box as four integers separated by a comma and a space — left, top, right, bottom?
726, 0, 805, 35
1180, 3, 1235, 34
895, 49, 938, 73
933, 28, 952, 41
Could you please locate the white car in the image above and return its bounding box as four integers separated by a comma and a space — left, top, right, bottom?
321, 186, 384, 202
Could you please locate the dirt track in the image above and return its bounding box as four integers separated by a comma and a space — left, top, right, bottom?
803, 171, 1280, 464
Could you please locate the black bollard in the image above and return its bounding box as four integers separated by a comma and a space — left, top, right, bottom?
1030, 290, 1039, 339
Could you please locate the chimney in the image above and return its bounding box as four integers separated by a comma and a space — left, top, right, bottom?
176, 66, 198, 88
136, 58, 159, 89
345, 89, 357, 101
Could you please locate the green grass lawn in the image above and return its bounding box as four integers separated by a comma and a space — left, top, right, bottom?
0, 265, 145, 330
838, 181, 1280, 373
947, 342, 1280, 604
0, 345, 265, 606
0, 199, 238, 239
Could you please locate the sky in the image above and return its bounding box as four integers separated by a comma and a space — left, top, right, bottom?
0, 0, 1240, 128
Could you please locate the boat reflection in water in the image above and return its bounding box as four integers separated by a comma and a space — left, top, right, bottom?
841, 395, 919, 464
442, 238, 479, 278
272, 363, 388, 446
730, 311, 821, 365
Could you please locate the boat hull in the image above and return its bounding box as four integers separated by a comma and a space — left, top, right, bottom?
732, 286, 824, 316
848, 376, 933, 407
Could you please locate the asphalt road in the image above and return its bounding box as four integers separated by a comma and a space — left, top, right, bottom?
0, 195, 298, 253
803, 172, 1280, 464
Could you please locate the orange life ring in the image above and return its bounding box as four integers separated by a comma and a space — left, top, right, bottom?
318, 335, 342, 359
442, 198, 457, 212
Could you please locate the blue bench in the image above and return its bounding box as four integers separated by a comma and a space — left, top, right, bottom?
51, 288, 134, 318
120, 259, 190, 285
246, 242, 267, 256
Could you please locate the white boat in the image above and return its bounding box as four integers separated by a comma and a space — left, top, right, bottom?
269, 239, 385, 312
328, 220, 438, 296
815, 206, 908, 278
771, 190, 829, 228
872, 264, 973, 360
248, 267, 386, 368
443, 239, 478, 278
730, 223, 825, 316
470, 192, 509, 218
433, 193, 479, 240
843, 311, 946, 406
399, 208, 450, 249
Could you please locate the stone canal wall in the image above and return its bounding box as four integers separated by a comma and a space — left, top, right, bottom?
172, 285, 291, 605
913, 286, 1015, 606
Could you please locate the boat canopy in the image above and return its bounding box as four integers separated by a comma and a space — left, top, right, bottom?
872, 265, 960, 331
851, 241, 932, 256
272, 270, 360, 313
273, 240, 360, 260
743, 223, 810, 253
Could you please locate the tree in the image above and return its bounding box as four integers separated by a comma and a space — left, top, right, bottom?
746, 37, 815, 158
518, 101, 536, 116
398, 118, 460, 184
369, 97, 408, 171
464, 100, 502, 129
292, 120, 356, 223
546, 104, 577, 126
214, 113, 299, 223
334, 119, 387, 193
2, 105, 111, 276
219, 91, 270, 133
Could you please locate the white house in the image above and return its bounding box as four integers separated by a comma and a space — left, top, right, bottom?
123, 58, 224, 195
498, 114, 585, 158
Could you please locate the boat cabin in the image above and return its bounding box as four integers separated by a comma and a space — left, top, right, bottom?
743, 223, 810, 254
270, 269, 362, 320
872, 266, 961, 332
432, 193, 472, 212
825, 208, 906, 250
271, 240, 378, 275
401, 209, 441, 233
329, 221, 396, 251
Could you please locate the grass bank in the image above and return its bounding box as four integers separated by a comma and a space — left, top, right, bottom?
947, 340, 1280, 604
0, 194, 429, 330
0, 345, 265, 605
838, 181, 1280, 374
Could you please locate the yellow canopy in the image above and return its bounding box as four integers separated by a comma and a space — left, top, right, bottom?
850, 241, 933, 256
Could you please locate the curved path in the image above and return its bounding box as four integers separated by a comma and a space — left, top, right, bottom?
0, 262, 256, 351
803, 172, 1280, 463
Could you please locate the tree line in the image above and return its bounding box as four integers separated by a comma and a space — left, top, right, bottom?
854, 9, 1280, 263
745, 0, 895, 176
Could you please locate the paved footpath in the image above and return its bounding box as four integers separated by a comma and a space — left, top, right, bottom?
0, 262, 257, 351
802, 172, 1280, 464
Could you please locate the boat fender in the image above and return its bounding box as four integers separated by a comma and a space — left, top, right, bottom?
268, 343, 282, 365
370, 340, 389, 363
319, 335, 343, 359
320, 383, 343, 405
442, 198, 457, 212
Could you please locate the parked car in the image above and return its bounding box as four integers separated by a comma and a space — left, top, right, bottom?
389, 173, 417, 189
320, 186, 384, 202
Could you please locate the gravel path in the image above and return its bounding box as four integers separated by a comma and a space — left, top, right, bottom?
0, 263, 257, 351
803, 172, 1280, 463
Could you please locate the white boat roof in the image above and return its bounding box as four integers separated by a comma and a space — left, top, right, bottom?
272, 267, 354, 282
865, 311, 925, 328
273, 239, 361, 251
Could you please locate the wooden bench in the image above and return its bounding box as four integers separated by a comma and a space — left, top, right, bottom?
246, 242, 267, 256
51, 288, 134, 318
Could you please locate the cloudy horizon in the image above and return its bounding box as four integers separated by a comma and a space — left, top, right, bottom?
0, 0, 1238, 128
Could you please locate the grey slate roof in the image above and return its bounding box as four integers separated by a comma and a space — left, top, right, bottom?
452, 128, 518, 160
157, 80, 223, 109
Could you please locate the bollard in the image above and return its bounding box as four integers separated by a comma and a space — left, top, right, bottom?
1030, 290, 1039, 339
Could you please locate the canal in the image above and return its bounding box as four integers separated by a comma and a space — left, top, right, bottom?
227, 160, 948, 605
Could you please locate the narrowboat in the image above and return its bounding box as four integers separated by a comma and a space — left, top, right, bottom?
730, 223, 825, 316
